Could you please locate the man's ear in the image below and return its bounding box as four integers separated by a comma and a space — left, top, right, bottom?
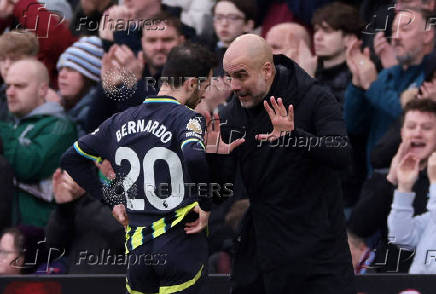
423, 28, 434, 46
183, 77, 198, 93
39, 83, 49, 100
263, 62, 273, 80
244, 19, 254, 33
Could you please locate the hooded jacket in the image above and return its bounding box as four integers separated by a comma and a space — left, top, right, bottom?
208, 55, 353, 276
0, 102, 77, 227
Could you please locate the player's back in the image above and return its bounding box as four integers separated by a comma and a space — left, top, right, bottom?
103, 96, 205, 228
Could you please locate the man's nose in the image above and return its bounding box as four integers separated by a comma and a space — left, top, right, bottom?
155, 40, 165, 51
230, 78, 241, 91
6, 85, 14, 96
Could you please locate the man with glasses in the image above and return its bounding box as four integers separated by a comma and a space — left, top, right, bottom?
212, 0, 257, 76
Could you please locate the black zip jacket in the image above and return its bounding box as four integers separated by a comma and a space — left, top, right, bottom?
207, 55, 353, 274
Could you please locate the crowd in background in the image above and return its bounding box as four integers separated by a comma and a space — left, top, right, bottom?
0, 0, 436, 280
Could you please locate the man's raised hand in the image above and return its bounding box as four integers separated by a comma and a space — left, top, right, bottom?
255, 96, 294, 142
203, 111, 245, 154
397, 153, 420, 193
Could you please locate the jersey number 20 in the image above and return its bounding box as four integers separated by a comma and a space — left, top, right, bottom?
115, 146, 185, 211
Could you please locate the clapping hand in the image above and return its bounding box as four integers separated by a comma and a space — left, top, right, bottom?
374, 32, 398, 69
52, 168, 85, 204
427, 152, 436, 184
387, 139, 411, 185
397, 154, 420, 193
346, 39, 377, 89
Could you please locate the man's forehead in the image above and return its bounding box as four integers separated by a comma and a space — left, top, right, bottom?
223, 55, 250, 74
143, 26, 178, 39
393, 10, 422, 28
215, 1, 243, 15
405, 110, 436, 121
6, 66, 30, 83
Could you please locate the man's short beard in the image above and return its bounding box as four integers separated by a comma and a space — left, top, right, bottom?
396, 53, 414, 66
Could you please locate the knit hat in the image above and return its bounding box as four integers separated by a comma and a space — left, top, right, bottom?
38, 0, 73, 23
56, 36, 103, 82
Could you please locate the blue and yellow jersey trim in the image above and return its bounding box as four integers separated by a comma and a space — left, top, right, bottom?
125, 202, 198, 254
181, 138, 205, 150
73, 141, 103, 164
143, 96, 195, 111
143, 98, 181, 105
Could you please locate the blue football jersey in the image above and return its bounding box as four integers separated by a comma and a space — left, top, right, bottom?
72, 96, 208, 227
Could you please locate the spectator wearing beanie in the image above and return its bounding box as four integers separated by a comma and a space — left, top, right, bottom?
57, 36, 103, 137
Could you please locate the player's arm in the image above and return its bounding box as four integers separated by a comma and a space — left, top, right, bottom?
180, 115, 212, 212
60, 119, 112, 205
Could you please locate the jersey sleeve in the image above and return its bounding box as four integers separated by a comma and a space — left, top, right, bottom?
178, 112, 206, 152
177, 112, 212, 211
61, 116, 115, 205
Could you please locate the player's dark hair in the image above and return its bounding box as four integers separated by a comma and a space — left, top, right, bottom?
311, 2, 363, 38
403, 98, 436, 119
161, 42, 217, 88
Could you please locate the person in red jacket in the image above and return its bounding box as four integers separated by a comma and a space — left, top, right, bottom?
0, 0, 77, 88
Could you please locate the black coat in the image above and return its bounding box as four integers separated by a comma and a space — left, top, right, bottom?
45, 194, 126, 274
208, 55, 353, 276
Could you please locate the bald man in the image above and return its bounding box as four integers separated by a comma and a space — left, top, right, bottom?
265, 22, 311, 59
205, 34, 355, 294
0, 60, 77, 227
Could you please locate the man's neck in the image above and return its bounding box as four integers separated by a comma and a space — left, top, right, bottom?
321, 52, 346, 69
157, 85, 186, 104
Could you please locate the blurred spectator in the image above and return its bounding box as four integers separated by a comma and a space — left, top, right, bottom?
196, 0, 257, 113
38, 0, 73, 24
348, 99, 436, 273
311, 2, 367, 210
0, 30, 39, 122
0, 60, 76, 227
344, 8, 434, 174
162, 0, 215, 38
312, 2, 363, 104
388, 100, 436, 274
371, 67, 436, 170
0, 228, 24, 274
70, 0, 114, 36
212, 0, 256, 76
258, 0, 300, 38
86, 12, 184, 132
45, 169, 125, 274
0, 0, 77, 88
265, 22, 311, 60
98, 0, 196, 53
0, 226, 48, 275
57, 36, 103, 136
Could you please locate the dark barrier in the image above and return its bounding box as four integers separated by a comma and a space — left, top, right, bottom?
0, 274, 434, 294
